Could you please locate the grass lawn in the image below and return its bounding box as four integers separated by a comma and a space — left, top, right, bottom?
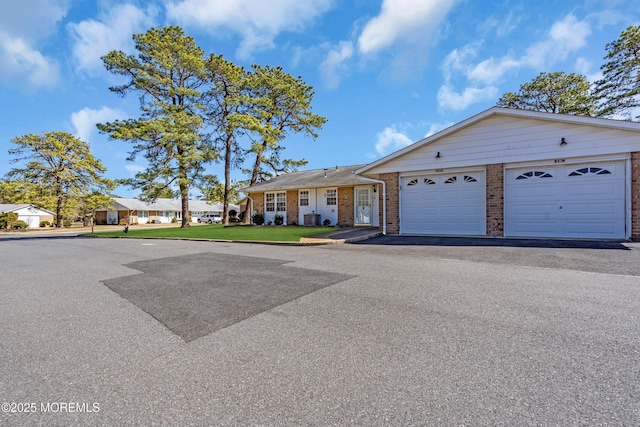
88, 224, 336, 242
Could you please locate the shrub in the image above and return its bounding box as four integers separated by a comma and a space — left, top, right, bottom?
252, 212, 264, 225
40, 221, 51, 228
171, 216, 178, 223
12, 220, 28, 230
274, 214, 284, 226
323, 218, 332, 226
63, 220, 72, 228
0, 212, 19, 229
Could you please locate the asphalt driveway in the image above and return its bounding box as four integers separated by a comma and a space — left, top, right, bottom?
1, 236, 639, 425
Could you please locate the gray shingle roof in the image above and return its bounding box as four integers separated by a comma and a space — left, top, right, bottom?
243, 164, 373, 192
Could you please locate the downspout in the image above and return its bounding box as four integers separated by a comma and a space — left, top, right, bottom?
354, 176, 387, 235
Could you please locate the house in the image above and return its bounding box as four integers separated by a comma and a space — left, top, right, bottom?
357, 107, 640, 240
243, 164, 381, 227
0, 204, 55, 228
95, 198, 240, 225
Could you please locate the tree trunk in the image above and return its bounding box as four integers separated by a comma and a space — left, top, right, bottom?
56, 179, 63, 228
222, 133, 233, 225
180, 182, 190, 228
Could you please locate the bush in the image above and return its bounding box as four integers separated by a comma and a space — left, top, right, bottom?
274, 214, 284, 226
323, 218, 332, 226
40, 221, 51, 228
63, 220, 72, 228
12, 220, 28, 230
171, 216, 178, 223
0, 212, 19, 229
252, 212, 264, 225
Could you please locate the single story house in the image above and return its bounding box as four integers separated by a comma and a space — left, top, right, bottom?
243, 164, 382, 227
357, 107, 640, 240
244, 107, 640, 240
0, 204, 55, 228
95, 198, 240, 225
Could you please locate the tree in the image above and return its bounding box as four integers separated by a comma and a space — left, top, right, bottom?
594, 25, 640, 120
243, 65, 327, 220
497, 71, 597, 116
80, 191, 114, 233
203, 55, 249, 224
6, 132, 113, 227
196, 174, 243, 203
98, 26, 216, 228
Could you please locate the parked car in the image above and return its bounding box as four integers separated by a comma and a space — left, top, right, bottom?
198, 213, 222, 224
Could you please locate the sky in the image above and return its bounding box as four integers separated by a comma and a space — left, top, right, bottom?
1, 0, 638, 198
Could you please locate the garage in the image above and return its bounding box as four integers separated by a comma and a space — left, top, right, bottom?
400, 171, 486, 235
505, 161, 627, 239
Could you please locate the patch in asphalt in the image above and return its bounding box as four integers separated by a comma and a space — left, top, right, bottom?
102, 253, 354, 342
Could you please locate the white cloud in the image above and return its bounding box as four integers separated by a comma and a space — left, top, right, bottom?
373, 125, 413, 157
357, 0, 458, 55
319, 41, 354, 89
437, 85, 498, 111
166, 0, 334, 59
125, 164, 145, 175
0, 34, 60, 90
70, 106, 126, 143
0, 1, 69, 90
67, 4, 156, 74
437, 13, 592, 111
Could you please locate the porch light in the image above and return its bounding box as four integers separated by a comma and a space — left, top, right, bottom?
560, 137, 567, 146
436, 151, 441, 158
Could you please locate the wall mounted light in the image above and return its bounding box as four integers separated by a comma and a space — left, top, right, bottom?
560, 137, 567, 146
436, 151, 441, 158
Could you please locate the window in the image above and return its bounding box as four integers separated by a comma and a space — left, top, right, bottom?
444, 176, 457, 184
326, 189, 337, 205
424, 178, 436, 185
266, 193, 275, 212
276, 192, 286, 211
516, 171, 553, 180
464, 175, 477, 183
569, 167, 612, 176
299, 191, 309, 207
138, 210, 148, 219
407, 179, 418, 186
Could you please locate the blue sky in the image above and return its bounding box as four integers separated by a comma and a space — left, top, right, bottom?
1, 0, 638, 198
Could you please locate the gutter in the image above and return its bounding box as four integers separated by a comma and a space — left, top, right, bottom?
353, 176, 387, 235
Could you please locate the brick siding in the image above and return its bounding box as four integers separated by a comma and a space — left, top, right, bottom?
249, 192, 264, 224
486, 163, 504, 237
379, 172, 399, 234
338, 187, 354, 227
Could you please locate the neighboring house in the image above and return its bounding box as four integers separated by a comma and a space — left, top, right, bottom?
357, 106, 640, 240
0, 204, 55, 228
243, 164, 381, 227
95, 198, 240, 225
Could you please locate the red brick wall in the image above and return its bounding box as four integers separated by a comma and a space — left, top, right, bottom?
379, 173, 399, 234
249, 192, 264, 224
338, 187, 354, 227
486, 163, 504, 237
632, 152, 640, 240
286, 190, 298, 225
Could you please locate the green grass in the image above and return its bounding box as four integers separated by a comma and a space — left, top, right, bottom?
88, 224, 336, 242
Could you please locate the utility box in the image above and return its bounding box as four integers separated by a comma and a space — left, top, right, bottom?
303, 213, 320, 226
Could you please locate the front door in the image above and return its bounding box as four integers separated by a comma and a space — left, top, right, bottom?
355, 187, 371, 225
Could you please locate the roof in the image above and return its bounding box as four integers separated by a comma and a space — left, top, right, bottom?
112, 198, 239, 212
243, 164, 374, 192
357, 106, 640, 175
0, 204, 55, 215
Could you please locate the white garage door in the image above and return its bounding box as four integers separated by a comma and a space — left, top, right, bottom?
505, 161, 626, 238
400, 171, 486, 235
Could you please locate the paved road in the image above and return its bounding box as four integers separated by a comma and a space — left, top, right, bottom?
1, 236, 639, 426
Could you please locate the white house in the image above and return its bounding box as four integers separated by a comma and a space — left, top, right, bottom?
95, 198, 240, 225
357, 107, 640, 240
0, 204, 55, 228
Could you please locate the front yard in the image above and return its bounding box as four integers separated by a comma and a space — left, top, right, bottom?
88, 224, 336, 242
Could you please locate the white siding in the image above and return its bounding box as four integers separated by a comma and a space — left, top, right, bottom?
363, 116, 640, 175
